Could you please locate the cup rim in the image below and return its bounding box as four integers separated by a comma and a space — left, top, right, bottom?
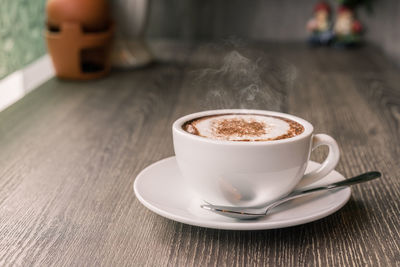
172, 109, 314, 146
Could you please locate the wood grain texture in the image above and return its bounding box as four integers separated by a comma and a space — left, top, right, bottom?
0, 41, 399, 266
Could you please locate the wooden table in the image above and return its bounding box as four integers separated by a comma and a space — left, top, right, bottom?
0, 41, 399, 266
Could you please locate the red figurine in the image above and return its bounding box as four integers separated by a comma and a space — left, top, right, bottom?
307, 2, 334, 46
334, 5, 363, 46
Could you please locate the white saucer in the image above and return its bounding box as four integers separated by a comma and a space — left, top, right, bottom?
133, 157, 351, 230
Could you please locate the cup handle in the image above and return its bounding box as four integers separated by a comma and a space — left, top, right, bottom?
298, 134, 340, 188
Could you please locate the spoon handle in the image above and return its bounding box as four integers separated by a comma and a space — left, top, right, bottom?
265, 171, 381, 212
293, 171, 381, 195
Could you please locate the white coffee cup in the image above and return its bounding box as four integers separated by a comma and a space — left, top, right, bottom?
172, 109, 340, 207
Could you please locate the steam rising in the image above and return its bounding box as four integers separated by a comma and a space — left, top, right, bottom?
190, 42, 297, 111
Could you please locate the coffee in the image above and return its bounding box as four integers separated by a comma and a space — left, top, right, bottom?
182, 113, 304, 141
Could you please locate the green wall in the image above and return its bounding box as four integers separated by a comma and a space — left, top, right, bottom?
0, 0, 47, 79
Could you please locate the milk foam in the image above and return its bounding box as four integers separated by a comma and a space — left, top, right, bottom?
192, 114, 291, 141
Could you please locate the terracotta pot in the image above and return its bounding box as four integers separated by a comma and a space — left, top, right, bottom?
45, 0, 114, 80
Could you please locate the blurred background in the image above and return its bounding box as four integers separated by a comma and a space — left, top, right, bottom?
1, 0, 399, 81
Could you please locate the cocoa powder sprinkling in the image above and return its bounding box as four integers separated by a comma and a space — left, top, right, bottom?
212, 118, 267, 137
